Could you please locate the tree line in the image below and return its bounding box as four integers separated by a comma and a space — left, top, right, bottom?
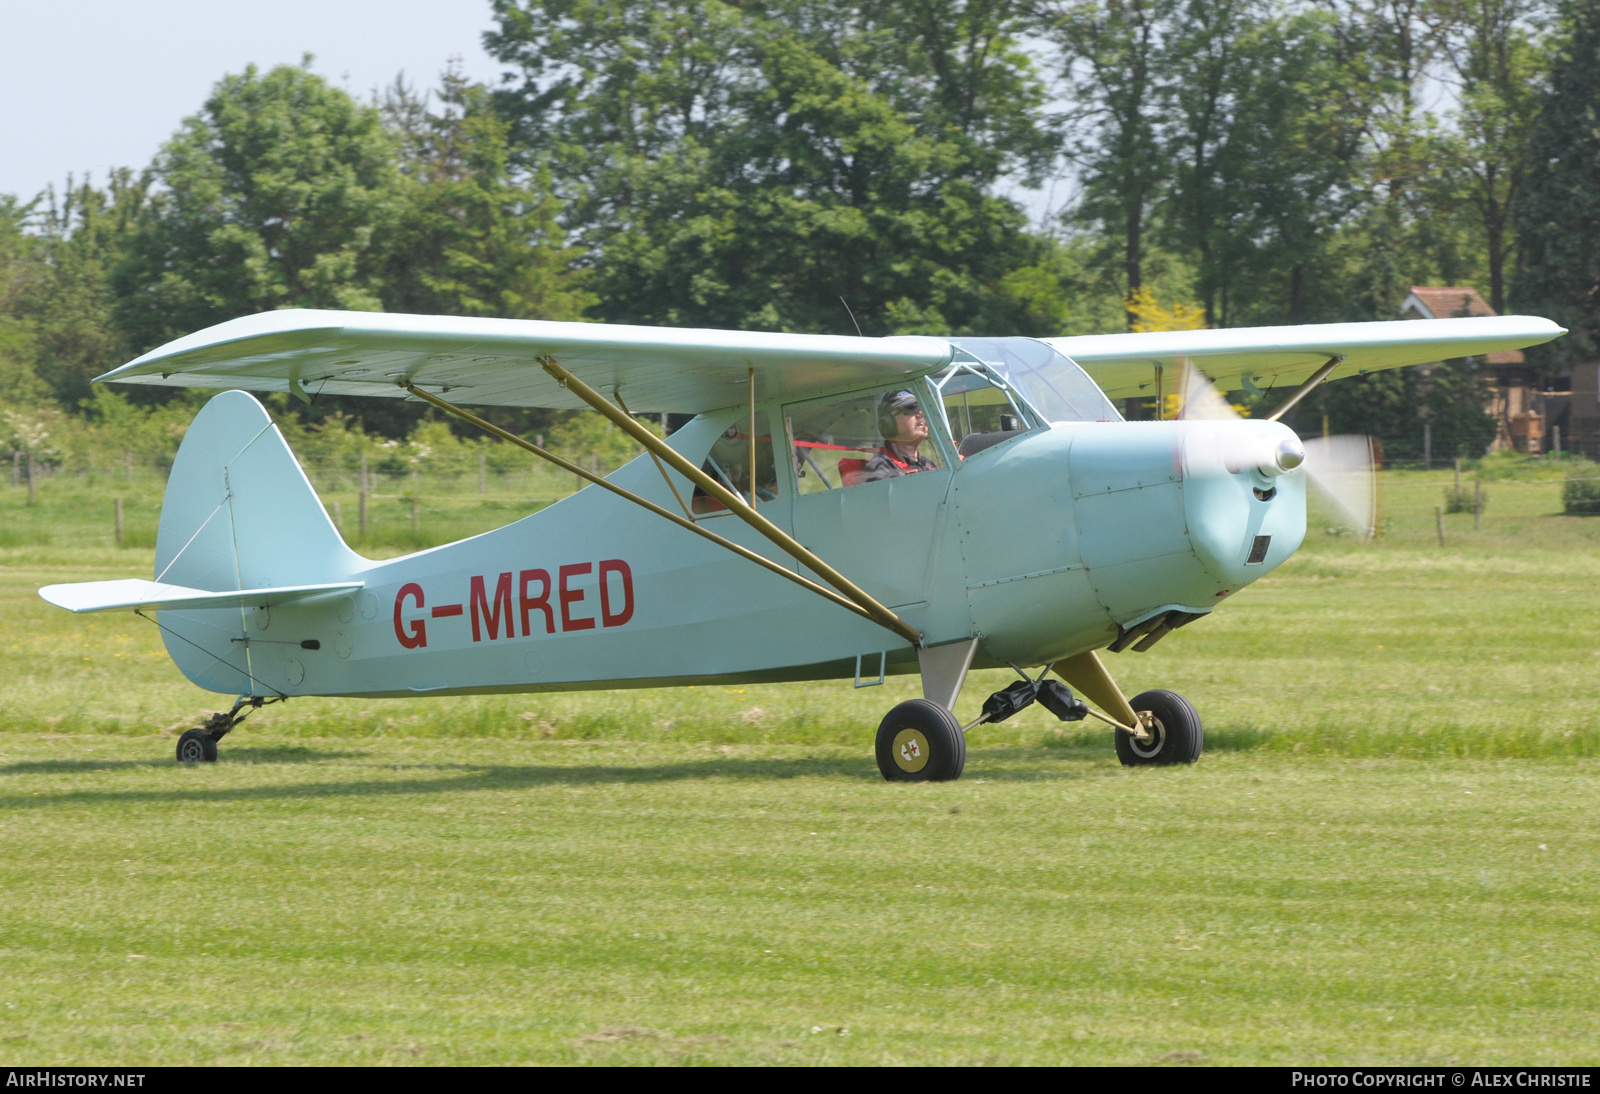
4, 0, 1599, 463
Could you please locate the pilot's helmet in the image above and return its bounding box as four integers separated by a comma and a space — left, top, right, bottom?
877, 389, 922, 439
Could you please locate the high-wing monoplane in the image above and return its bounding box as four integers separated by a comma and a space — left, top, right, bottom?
40, 310, 1563, 780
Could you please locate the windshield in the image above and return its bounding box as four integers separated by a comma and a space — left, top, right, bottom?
949, 337, 1121, 423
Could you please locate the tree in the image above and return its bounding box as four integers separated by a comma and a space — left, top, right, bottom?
1429, 0, 1551, 315
0, 195, 48, 406
1206, 5, 1368, 325
114, 61, 403, 353
379, 69, 594, 322
1036, 0, 1172, 327
485, 0, 1049, 334
25, 173, 147, 408
1513, 0, 1600, 363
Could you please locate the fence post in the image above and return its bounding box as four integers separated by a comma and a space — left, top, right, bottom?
114, 497, 123, 547
333, 500, 344, 531
409, 496, 420, 531
26, 451, 35, 505
358, 452, 369, 535
1423, 422, 1432, 469
1453, 457, 1461, 495
124, 451, 132, 483
1474, 480, 1482, 531
10, 450, 16, 487
1553, 425, 1562, 459
1435, 505, 1445, 547
478, 452, 486, 494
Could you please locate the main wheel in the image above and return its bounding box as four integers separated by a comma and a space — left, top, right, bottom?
875, 699, 966, 782
1114, 689, 1202, 767
176, 728, 219, 764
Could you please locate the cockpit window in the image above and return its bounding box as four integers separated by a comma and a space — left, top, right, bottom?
786, 387, 944, 495
950, 337, 1121, 423
930, 362, 1034, 458
692, 414, 777, 515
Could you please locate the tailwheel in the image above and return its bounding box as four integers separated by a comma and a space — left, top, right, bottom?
876, 699, 966, 782
176, 728, 218, 764
1114, 689, 1203, 767
172, 696, 278, 764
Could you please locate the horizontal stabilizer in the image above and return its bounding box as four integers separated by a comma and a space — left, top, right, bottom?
39, 578, 363, 614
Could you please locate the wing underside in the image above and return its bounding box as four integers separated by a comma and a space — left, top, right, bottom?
1047, 316, 1565, 402
96, 310, 957, 414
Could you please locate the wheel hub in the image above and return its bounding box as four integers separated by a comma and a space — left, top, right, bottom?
892, 728, 930, 773
1128, 714, 1167, 759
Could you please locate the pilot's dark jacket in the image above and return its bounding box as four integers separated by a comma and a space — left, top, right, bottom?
860, 446, 938, 482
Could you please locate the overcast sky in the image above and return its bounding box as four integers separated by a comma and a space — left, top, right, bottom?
1, 0, 506, 202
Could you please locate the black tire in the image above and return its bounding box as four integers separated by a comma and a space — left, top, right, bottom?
1114, 689, 1202, 767
875, 699, 966, 782
176, 728, 218, 764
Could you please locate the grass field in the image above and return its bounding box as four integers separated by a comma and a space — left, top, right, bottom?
1, 460, 1597, 1063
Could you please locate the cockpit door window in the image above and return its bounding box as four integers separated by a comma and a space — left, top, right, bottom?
786, 387, 945, 496
692, 413, 778, 515
930, 360, 1039, 459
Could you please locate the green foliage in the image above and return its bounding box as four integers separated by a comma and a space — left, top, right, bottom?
1321, 358, 1499, 464
486, 0, 1048, 334
0, 1, 1579, 454
380, 69, 594, 322
113, 62, 401, 353
25, 175, 147, 408
1563, 457, 1600, 513
1513, 0, 1600, 367
1443, 478, 1483, 512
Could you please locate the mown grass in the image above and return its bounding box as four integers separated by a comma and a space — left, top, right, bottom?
0, 461, 1597, 1063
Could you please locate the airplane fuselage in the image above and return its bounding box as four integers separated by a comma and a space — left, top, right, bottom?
157, 392, 1305, 699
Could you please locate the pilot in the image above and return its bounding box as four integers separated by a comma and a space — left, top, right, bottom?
861, 390, 938, 481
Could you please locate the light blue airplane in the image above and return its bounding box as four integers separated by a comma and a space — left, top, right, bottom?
41, 311, 1562, 780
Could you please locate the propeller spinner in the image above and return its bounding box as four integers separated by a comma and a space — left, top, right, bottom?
1177, 364, 1375, 539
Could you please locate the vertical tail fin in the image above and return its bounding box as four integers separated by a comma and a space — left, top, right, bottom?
157, 390, 361, 593
155, 390, 363, 694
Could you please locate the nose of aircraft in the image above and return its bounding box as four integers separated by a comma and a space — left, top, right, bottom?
1272, 436, 1305, 473
1181, 419, 1308, 586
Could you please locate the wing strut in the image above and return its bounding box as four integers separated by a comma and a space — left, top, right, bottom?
1266, 355, 1344, 422
534, 357, 924, 647
401, 383, 918, 643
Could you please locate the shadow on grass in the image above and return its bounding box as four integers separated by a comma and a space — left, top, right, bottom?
0, 748, 1130, 807
0, 747, 368, 776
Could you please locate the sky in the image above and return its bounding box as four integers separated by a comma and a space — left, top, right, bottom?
0, 0, 506, 202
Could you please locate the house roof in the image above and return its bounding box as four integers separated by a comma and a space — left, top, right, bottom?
1402, 286, 1524, 365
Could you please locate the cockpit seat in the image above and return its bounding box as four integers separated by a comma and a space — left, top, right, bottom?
838, 457, 868, 486
956, 430, 1023, 459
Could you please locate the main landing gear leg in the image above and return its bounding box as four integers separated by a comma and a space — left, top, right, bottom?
875, 638, 981, 782
175, 696, 276, 764
1053, 651, 1203, 766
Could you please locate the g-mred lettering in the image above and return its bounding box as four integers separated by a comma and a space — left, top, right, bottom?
393, 559, 634, 648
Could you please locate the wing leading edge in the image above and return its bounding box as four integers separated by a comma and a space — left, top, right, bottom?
1046, 315, 1565, 402
96, 309, 957, 414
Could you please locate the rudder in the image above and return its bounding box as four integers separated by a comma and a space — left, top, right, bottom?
155, 390, 363, 694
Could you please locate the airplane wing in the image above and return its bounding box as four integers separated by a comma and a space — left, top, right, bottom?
95, 309, 956, 414
1045, 316, 1565, 401
39, 578, 363, 614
